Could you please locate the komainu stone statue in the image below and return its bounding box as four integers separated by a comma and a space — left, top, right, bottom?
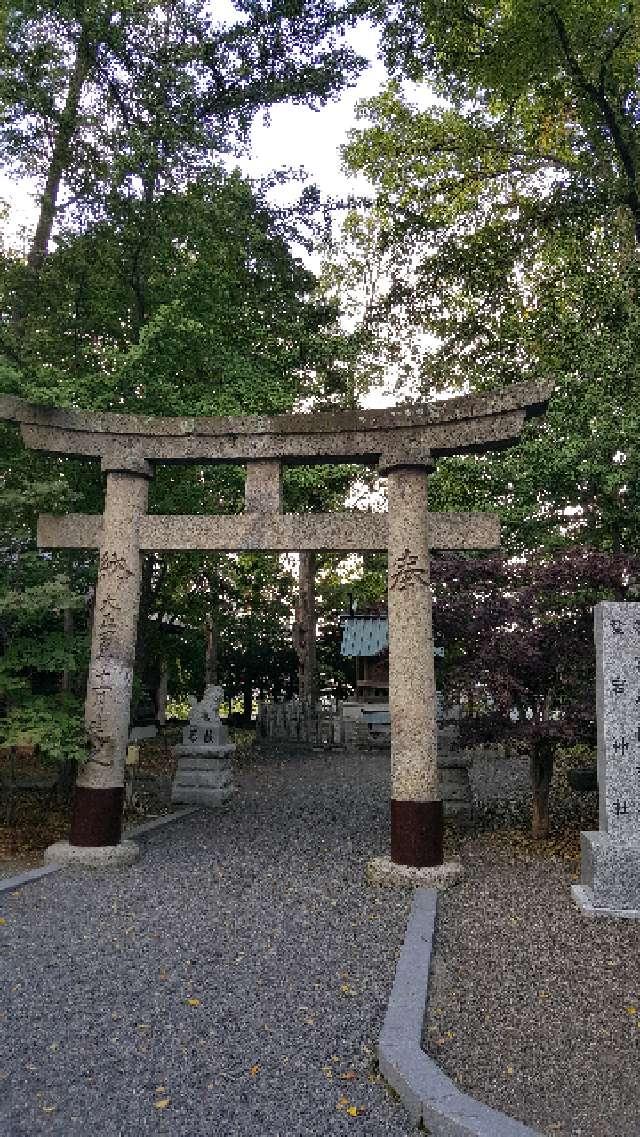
171, 685, 235, 806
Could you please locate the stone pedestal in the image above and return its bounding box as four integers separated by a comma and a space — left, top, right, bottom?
44, 839, 139, 869
573, 602, 640, 918
366, 855, 463, 890
573, 831, 640, 917
171, 686, 235, 807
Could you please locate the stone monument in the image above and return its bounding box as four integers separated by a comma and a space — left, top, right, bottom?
572, 602, 640, 917
171, 685, 235, 807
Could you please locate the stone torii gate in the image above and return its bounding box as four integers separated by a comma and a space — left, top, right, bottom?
0, 382, 550, 879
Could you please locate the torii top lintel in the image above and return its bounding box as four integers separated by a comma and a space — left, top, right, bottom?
0, 380, 552, 467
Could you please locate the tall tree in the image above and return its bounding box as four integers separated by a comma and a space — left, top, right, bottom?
1, 0, 366, 339
334, 0, 640, 552
0, 165, 364, 738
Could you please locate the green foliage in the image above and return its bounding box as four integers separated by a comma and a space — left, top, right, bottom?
0, 694, 87, 765
0, 0, 378, 773
336, 0, 640, 553
1, 1, 366, 258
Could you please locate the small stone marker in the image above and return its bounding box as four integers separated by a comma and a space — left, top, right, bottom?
171, 685, 235, 807
573, 602, 640, 917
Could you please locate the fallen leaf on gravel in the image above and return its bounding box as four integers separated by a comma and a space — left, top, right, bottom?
340, 1071, 357, 1081
249, 1064, 261, 1077
626, 1006, 637, 1015
154, 1098, 170, 1110
336, 1096, 349, 1110
347, 1106, 365, 1117
0, 918, 6, 926
186, 998, 201, 1007
137, 1024, 151, 1030
506, 1066, 514, 1075
340, 984, 354, 995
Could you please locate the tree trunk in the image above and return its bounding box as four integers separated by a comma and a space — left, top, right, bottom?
205, 614, 218, 685
12, 20, 95, 337
60, 602, 74, 694
28, 26, 94, 273
243, 675, 253, 724
530, 737, 555, 839
295, 551, 318, 703
155, 659, 168, 725
134, 556, 156, 697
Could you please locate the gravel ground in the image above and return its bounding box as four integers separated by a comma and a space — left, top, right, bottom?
0, 749, 417, 1137
424, 836, 640, 1137
468, 750, 531, 804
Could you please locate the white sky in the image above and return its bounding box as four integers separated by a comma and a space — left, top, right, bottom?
232, 22, 385, 210
0, 19, 385, 245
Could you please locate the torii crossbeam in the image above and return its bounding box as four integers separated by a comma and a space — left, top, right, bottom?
0, 381, 552, 881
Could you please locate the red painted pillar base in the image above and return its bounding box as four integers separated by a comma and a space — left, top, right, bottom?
69, 786, 124, 847
390, 799, 444, 867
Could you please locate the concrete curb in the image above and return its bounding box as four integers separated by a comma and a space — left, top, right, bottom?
379, 888, 543, 1136
0, 807, 199, 896
124, 806, 199, 840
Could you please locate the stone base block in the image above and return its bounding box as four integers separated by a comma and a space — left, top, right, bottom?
578, 830, 640, 911
170, 786, 234, 807
443, 801, 472, 822
571, 883, 640, 920
366, 855, 464, 890
174, 743, 235, 759
44, 839, 139, 869
175, 755, 234, 772
174, 769, 232, 790
171, 754, 234, 804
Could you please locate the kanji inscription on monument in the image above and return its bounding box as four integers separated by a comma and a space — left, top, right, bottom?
572, 602, 640, 917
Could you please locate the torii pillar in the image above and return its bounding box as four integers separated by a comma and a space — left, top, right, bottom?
56, 455, 152, 865
386, 451, 440, 866
365, 444, 464, 887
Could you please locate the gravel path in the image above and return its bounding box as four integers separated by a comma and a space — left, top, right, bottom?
0, 750, 416, 1137
468, 751, 531, 804
424, 836, 640, 1137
